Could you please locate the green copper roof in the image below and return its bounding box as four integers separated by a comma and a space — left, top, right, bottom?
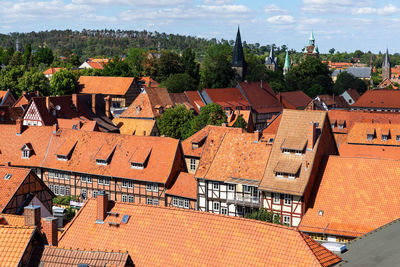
284, 51, 290, 70
313, 46, 319, 54
309, 31, 315, 41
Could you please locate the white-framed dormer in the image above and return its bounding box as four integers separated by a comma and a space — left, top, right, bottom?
21, 143, 33, 159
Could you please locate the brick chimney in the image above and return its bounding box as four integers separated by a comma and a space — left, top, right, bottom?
43, 217, 58, 246
16, 118, 23, 135
92, 94, 96, 114
104, 96, 111, 118
24, 205, 41, 228
46, 96, 51, 111
96, 191, 108, 222
307, 122, 316, 150
72, 94, 78, 112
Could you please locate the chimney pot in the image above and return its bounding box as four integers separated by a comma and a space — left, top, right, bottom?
96, 191, 108, 222
307, 122, 316, 150
24, 205, 41, 228
72, 94, 78, 112
43, 217, 58, 246
92, 94, 96, 114
16, 118, 23, 135
104, 96, 111, 118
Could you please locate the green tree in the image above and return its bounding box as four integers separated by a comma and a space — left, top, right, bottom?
9, 51, 23, 66
67, 54, 82, 67
157, 105, 194, 139
17, 69, 50, 96
329, 48, 335, 55
190, 103, 227, 134
50, 69, 77, 95
34, 47, 54, 66
157, 51, 182, 82
200, 44, 235, 89
23, 43, 32, 66
102, 56, 133, 77
245, 209, 281, 224
333, 72, 367, 95
0, 65, 25, 94
232, 115, 247, 130
285, 56, 333, 96
163, 73, 197, 93
126, 47, 145, 77
181, 48, 200, 83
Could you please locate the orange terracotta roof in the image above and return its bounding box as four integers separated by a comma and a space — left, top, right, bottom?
90, 58, 109, 63
347, 122, 400, 146
345, 89, 361, 102
259, 109, 331, 196
184, 90, 204, 114
226, 110, 252, 128
0, 225, 36, 266
0, 90, 8, 102
237, 81, 282, 114
139, 76, 160, 87
78, 76, 135, 95
113, 117, 156, 136
0, 167, 31, 212
182, 125, 243, 158
299, 156, 400, 237
339, 143, 400, 160
85, 61, 106, 69
195, 132, 271, 183
277, 91, 312, 109
317, 94, 350, 109
166, 172, 197, 199
0, 214, 25, 226
352, 89, 400, 109
262, 114, 281, 136
203, 87, 251, 109
169, 93, 194, 110
43, 67, 64, 75
13, 91, 39, 109
57, 118, 97, 132
59, 198, 341, 266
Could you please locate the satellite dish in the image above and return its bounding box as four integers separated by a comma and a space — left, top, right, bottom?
56, 105, 61, 111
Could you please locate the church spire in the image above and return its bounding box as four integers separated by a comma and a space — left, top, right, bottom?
232, 27, 245, 68
382, 48, 391, 80
383, 48, 390, 67
283, 50, 290, 75
309, 31, 315, 46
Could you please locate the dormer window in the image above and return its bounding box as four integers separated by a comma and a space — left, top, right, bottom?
96, 159, 108, 165
382, 135, 389, 141
381, 129, 390, 141
129, 146, 151, 169
4, 174, 11, 180
95, 143, 116, 166
367, 134, 374, 141
396, 135, 400, 141
366, 129, 375, 141
56, 140, 77, 161
338, 120, 345, 129
131, 163, 144, 169
274, 161, 301, 180
22, 150, 30, 159
331, 120, 337, 128
21, 143, 33, 159
281, 137, 307, 155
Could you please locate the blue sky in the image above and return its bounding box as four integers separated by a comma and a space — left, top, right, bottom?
0, 0, 399, 53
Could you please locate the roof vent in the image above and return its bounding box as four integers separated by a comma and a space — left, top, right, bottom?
108, 222, 119, 227
3, 174, 11, 180
318, 210, 324, 216
106, 211, 119, 217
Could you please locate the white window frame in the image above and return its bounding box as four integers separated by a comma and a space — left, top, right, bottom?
213, 202, 220, 211
283, 215, 291, 226
228, 184, 235, 192
189, 158, 196, 171
172, 197, 179, 207
122, 180, 128, 188
184, 199, 189, 209
96, 159, 108, 166
81, 188, 87, 199
382, 135, 389, 141
146, 183, 158, 192
178, 198, 184, 208
243, 185, 251, 193
65, 186, 70, 196
221, 207, 228, 215
81, 175, 92, 183
153, 198, 159, 205
273, 193, 280, 204
22, 149, 30, 159
131, 162, 144, 169
146, 198, 153, 205
284, 194, 292, 205
122, 194, 128, 202
213, 182, 219, 190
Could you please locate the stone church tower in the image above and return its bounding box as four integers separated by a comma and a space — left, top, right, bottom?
382, 48, 391, 81
265, 46, 278, 71
232, 27, 246, 81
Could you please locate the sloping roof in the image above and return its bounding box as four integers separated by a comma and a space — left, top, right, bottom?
169, 93, 194, 110
346, 122, 400, 146
0, 225, 36, 266
0, 214, 25, 226
138, 76, 160, 87
332, 67, 371, 78
0, 167, 31, 212
182, 125, 243, 158
202, 87, 251, 109
31, 246, 133, 266
352, 89, 400, 109
338, 218, 400, 266
299, 156, 400, 237
195, 132, 272, 182
0, 106, 23, 124
166, 172, 197, 199
113, 117, 156, 136
232, 28, 245, 68
227, 110, 252, 130
317, 94, 350, 109
277, 91, 312, 109
339, 143, 400, 160
184, 90, 204, 114
59, 199, 341, 267
344, 89, 361, 102
237, 81, 282, 114
86, 61, 106, 69
13, 91, 39, 109
43, 67, 63, 75
259, 109, 329, 195
78, 76, 135, 95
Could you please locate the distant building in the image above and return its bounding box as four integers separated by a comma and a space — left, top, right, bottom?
43, 67, 64, 80
265, 46, 278, 71
351, 89, 400, 112
0, 89, 16, 107
302, 31, 319, 58
340, 89, 360, 105
283, 50, 290, 75
331, 67, 371, 82
382, 48, 391, 81
232, 27, 246, 81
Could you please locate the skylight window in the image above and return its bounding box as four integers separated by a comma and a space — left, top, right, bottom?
4, 174, 11, 180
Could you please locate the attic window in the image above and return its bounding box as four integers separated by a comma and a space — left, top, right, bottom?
96, 159, 108, 166
3, 174, 11, 180
367, 134, 374, 141
318, 210, 324, 216
331, 120, 337, 128
338, 120, 345, 129
382, 134, 389, 141
21, 143, 33, 159
396, 135, 400, 141
129, 146, 152, 169
95, 143, 116, 166
274, 161, 301, 179
131, 163, 144, 169
56, 140, 77, 161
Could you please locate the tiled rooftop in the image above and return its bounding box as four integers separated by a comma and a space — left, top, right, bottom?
166, 172, 197, 199
78, 76, 135, 95
0, 167, 31, 212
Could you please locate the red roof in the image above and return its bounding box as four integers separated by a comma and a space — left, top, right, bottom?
166, 172, 197, 199
237, 81, 282, 114
0, 167, 31, 212
277, 91, 311, 109
352, 89, 400, 109
43, 67, 64, 75
184, 90, 204, 114
203, 87, 251, 109
78, 76, 135, 95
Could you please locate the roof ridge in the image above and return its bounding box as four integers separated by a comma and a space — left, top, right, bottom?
51, 246, 130, 254
0, 224, 35, 229
299, 231, 341, 266
58, 198, 90, 242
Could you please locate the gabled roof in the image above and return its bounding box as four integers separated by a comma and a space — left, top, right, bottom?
59, 198, 341, 266
259, 109, 330, 196
43, 67, 64, 75
317, 94, 350, 109
352, 89, 400, 109
202, 87, 251, 109
113, 117, 156, 136
78, 76, 135, 95
299, 156, 400, 238
182, 125, 243, 158
277, 91, 312, 109
138, 76, 160, 87
339, 143, 400, 160
0, 167, 31, 212
237, 81, 282, 114
346, 122, 400, 146
195, 132, 272, 183
0, 225, 36, 266
13, 91, 39, 109
184, 90, 205, 114
332, 67, 371, 79
169, 93, 194, 110
0, 214, 25, 226
344, 89, 360, 102
31, 246, 133, 266
166, 172, 197, 199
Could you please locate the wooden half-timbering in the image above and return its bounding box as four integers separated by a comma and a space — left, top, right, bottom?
262, 191, 303, 227
2, 171, 54, 215
197, 179, 261, 217
165, 195, 196, 210
42, 168, 167, 206
23, 101, 44, 126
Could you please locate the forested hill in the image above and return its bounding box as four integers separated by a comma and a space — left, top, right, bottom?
0, 29, 219, 58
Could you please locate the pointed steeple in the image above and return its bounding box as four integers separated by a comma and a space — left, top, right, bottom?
383, 48, 390, 67
269, 46, 274, 60
232, 27, 245, 68
382, 48, 391, 80
309, 31, 315, 46
283, 50, 290, 75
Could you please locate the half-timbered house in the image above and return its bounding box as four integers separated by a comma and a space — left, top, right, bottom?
165, 172, 197, 209
0, 89, 16, 107
258, 109, 338, 227
0, 166, 54, 216
195, 132, 272, 217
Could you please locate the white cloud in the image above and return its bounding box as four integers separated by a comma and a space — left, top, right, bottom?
301, 0, 372, 13
355, 4, 399, 15
203, 0, 233, 4
264, 4, 288, 14
267, 15, 295, 24
72, 0, 190, 6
